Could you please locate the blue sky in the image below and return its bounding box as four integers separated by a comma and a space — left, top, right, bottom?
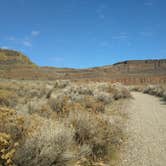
0, 0, 166, 68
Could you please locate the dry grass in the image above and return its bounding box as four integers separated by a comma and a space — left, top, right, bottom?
0, 79, 130, 165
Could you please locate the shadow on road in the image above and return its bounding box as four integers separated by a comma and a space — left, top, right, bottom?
160, 98, 166, 105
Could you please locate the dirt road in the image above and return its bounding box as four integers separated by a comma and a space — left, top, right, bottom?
119, 92, 166, 166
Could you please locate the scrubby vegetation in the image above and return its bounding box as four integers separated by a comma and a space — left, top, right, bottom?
130, 84, 166, 101
0, 79, 130, 165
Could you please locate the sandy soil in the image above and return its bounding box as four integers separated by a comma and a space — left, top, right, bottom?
119, 92, 166, 166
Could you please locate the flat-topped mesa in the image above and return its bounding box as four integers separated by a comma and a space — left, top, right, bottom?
0, 49, 36, 66
113, 59, 166, 65
113, 59, 166, 73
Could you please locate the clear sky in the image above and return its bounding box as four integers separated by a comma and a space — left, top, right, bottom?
0, 0, 166, 68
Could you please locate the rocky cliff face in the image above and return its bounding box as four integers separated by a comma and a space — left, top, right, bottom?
113, 60, 166, 73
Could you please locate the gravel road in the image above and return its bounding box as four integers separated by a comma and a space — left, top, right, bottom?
119, 92, 166, 166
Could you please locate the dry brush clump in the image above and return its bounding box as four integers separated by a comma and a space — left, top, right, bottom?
0, 107, 24, 166
14, 118, 76, 166
46, 82, 130, 115
0, 79, 131, 165
143, 85, 164, 97
130, 84, 166, 101
0, 89, 17, 107
0, 107, 24, 141
67, 109, 116, 160
143, 85, 166, 101
0, 132, 19, 166
129, 85, 143, 92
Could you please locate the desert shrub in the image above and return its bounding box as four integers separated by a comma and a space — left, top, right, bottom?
45, 84, 55, 98
69, 93, 85, 102
48, 95, 71, 113
93, 90, 112, 104
54, 80, 71, 89
143, 85, 152, 94
0, 89, 17, 107
28, 98, 47, 113
110, 88, 121, 100
48, 94, 89, 118
48, 82, 130, 114
26, 99, 58, 119
0, 107, 24, 140
0, 132, 19, 166
0, 80, 130, 165
0, 107, 25, 166
81, 96, 105, 113
14, 118, 75, 166
119, 87, 131, 98
143, 85, 165, 97
153, 87, 163, 97
94, 83, 110, 92
67, 110, 113, 159
133, 84, 166, 102
90, 82, 131, 101
108, 84, 131, 100
34, 104, 57, 119
76, 86, 93, 96
49, 92, 106, 114
28, 88, 44, 98
0, 81, 19, 92
62, 83, 95, 99
129, 86, 142, 92
143, 85, 157, 94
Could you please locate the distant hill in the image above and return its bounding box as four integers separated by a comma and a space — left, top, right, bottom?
0, 49, 166, 84
0, 49, 36, 66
